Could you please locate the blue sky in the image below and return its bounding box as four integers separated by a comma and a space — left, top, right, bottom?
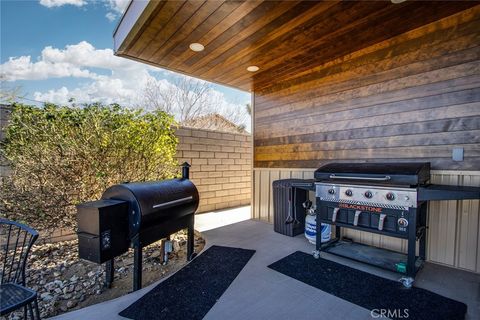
1, 0, 250, 126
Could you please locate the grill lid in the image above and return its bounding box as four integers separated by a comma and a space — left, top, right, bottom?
102, 178, 199, 237
314, 162, 430, 186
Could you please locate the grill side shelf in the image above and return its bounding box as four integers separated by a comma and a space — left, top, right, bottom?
418, 184, 480, 201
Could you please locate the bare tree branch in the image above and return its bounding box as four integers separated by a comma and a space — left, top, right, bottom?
0, 83, 26, 104
141, 77, 250, 132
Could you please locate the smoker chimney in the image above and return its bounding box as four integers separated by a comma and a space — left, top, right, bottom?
181, 162, 191, 180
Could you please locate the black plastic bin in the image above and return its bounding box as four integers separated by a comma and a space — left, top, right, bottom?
272, 179, 308, 237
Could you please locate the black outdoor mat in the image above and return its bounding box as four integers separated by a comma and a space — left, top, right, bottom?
268, 251, 467, 320
119, 245, 255, 320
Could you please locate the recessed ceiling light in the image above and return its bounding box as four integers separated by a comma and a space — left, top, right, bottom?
189, 43, 204, 52
391, 0, 407, 3
247, 65, 259, 72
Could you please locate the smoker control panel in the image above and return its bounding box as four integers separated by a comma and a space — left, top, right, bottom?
315, 183, 418, 209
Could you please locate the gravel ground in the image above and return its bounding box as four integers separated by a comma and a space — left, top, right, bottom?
7, 230, 205, 319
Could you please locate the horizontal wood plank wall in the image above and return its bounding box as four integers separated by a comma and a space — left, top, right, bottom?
253, 168, 480, 273
254, 6, 480, 170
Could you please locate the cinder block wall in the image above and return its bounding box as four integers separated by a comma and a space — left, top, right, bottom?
175, 126, 252, 213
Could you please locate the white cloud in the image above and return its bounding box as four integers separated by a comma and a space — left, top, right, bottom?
33, 74, 150, 106
0, 55, 97, 81
39, 41, 144, 71
0, 41, 156, 106
104, 0, 130, 22
34, 86, 87, 103
39, 0, 86, 8
105, 12, 117, 22
1, 41, 153, 81
106, 0, 130, 13
39, 0, 130, 22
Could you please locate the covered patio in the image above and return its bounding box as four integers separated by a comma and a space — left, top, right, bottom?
51, 1, 480, 319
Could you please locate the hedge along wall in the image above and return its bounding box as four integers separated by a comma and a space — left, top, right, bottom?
175, 126, 252, 213
0, 106, 252, 242
0, 105, 12, 179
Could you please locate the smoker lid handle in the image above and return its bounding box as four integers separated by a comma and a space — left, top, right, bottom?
152, 196, 193, 209
329, 174, 391, 181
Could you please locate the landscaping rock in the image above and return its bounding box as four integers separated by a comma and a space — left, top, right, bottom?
40, 293, 54, 302
173, 240, 181, 252
150, 250, 161, 258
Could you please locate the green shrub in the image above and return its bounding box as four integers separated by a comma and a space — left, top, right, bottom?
1, 103, 178, 231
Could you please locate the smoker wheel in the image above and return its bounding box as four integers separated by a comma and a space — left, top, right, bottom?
312, 250, 320, 259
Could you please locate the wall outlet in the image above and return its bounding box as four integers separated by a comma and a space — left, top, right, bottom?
452, 148, 464, 161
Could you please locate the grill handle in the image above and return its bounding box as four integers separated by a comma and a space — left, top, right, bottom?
329, 174, 391, 181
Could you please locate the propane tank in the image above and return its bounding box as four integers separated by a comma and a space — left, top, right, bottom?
303, 201, 331, 245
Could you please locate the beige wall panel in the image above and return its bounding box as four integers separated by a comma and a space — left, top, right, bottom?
260, 170, 271, 222
269, 171, 280, 224
253, 170, 261, 220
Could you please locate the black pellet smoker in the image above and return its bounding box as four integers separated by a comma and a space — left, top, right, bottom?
76, 163, 199, 291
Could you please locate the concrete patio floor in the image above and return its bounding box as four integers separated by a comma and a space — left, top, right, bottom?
54, 207, 480, 320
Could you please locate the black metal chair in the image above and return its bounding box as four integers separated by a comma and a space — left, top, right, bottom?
0, 218, 40, 319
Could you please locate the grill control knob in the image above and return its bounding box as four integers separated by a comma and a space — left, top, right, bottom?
328, 188, 335, 195
386, 192, 395, 201
364, 191, 373, 199
345, 189, 353, 197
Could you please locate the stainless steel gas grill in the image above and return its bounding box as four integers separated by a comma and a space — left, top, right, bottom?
76, 163, 199, 291
311, 162, 480, 287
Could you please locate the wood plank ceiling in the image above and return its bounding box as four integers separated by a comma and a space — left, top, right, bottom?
115, 0, 479, 92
